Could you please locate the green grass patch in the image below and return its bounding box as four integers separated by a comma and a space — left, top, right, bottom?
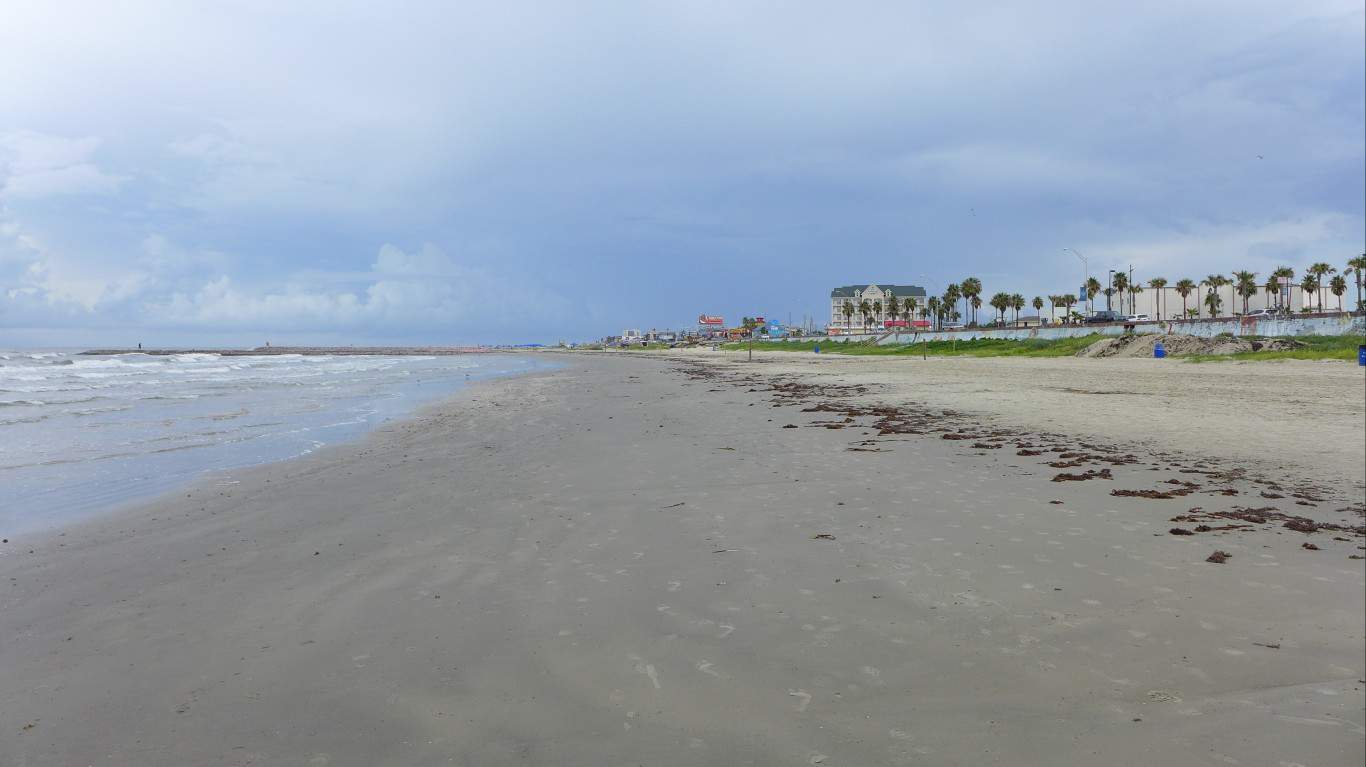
721, 335, 1109, 358
621, 342, 674, 350
724, 333, 1364, 361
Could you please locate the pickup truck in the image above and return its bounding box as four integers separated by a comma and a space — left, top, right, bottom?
1084, 311, 1124, 324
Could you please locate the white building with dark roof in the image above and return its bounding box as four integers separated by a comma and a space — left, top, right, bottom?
829, 284, 928, 331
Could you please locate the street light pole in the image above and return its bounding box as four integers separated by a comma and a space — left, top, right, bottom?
1128, 264, 1135, 315
1107, 269, 1115, 312
1065, 248, 1088, 315
919, 273, 938, 329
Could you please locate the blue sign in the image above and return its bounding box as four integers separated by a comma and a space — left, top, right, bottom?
1078, 286, 1088, 301
1359, 344, 1365, 366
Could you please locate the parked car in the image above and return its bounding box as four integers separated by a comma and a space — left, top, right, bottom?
1124, 314, 1151, 322
1242, 308, 1276, 318
1084, 310, 1124, 324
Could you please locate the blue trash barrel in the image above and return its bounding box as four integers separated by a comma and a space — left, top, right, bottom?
814, 345, 821, 354
1358, 344, 1364, 366
1154, 342, 1166, 359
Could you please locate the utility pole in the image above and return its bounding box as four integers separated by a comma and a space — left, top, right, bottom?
1065, 248, 1088, 307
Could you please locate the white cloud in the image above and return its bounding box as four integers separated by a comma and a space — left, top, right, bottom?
1081, 213, 1359, 279
143, 243, 568, 331
0, 131, 124, 199
895, 144, 1135, 193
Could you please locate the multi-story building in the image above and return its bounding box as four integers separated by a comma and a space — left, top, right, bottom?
829, 284, 928, 331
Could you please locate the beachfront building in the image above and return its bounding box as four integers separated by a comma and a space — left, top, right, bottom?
829, 284, 928, 332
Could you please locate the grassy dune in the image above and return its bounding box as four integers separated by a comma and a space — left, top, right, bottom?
1184, 334, 1363, 362
723, 335, 1106, 357
723, 334, 1363, 361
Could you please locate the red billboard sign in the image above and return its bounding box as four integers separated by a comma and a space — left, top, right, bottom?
884, 320, 909, 328
698, 315, 724, 325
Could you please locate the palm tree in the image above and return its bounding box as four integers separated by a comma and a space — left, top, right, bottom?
943, 284, 961, 324
987, 292, 1007, 323
1063, 294, 1078, 321
1204, 274, 1229, 317
1268, 266, 1295, 311
926, 296, 941, 331
1203, 290, 1222, 317
1300, 275, 1320, 311
1032, 296, 1044, 323
1148, 277, 1167, 320
1128, 282, 1143, 316
1111, 272, 1129, 312
1009, 293, 1025, 325
960, 277, 982, 325
1085, 277, 1102, 313
1307, 262, 1335, 311
1348, 254, 1366, 312
841, 299, 854, 330
1329, 274, 1347, 311
1264, 274, 1281, 312
858, 299, 873, 331
872, 299, 883, 327
1231, 270, 1258, 315
1174, 279, 1196, 318
905, 297, 919, 324
886, 295, 901, 327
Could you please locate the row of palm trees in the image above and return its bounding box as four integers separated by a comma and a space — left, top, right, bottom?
1087, 258, 1365, 320
837, 255, 1366, 332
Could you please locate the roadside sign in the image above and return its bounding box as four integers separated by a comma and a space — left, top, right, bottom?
1078, 286, 1088, 301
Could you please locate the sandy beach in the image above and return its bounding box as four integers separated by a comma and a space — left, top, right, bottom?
2, 353, 1362, 766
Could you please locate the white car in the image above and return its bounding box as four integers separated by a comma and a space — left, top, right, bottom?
1124, 314, 1151, 322
1242, 308, 1276, 318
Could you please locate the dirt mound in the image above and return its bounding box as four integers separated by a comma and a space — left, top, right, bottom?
1077, 334, 1305, 358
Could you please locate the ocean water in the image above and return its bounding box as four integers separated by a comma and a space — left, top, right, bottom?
0, 350, 540, 534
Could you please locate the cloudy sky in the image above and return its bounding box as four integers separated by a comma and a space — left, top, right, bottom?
2, 1, 1362, 345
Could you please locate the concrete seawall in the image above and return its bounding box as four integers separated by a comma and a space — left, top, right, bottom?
787, 313, 1365, 345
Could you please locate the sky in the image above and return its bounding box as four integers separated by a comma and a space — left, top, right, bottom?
2, 0, 1363, 346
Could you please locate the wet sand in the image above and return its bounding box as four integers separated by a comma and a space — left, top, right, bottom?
1, 354, 1362, 766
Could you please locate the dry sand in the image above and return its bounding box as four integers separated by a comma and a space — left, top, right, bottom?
1, 353, 1362, 766
663, 347, 1366, 492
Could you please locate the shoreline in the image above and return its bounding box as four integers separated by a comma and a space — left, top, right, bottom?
78, 346, 507, 356
1, 353, 550, 538
2, 354, 1360, 766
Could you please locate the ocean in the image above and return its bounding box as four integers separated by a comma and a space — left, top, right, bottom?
0, 350, 540, 534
